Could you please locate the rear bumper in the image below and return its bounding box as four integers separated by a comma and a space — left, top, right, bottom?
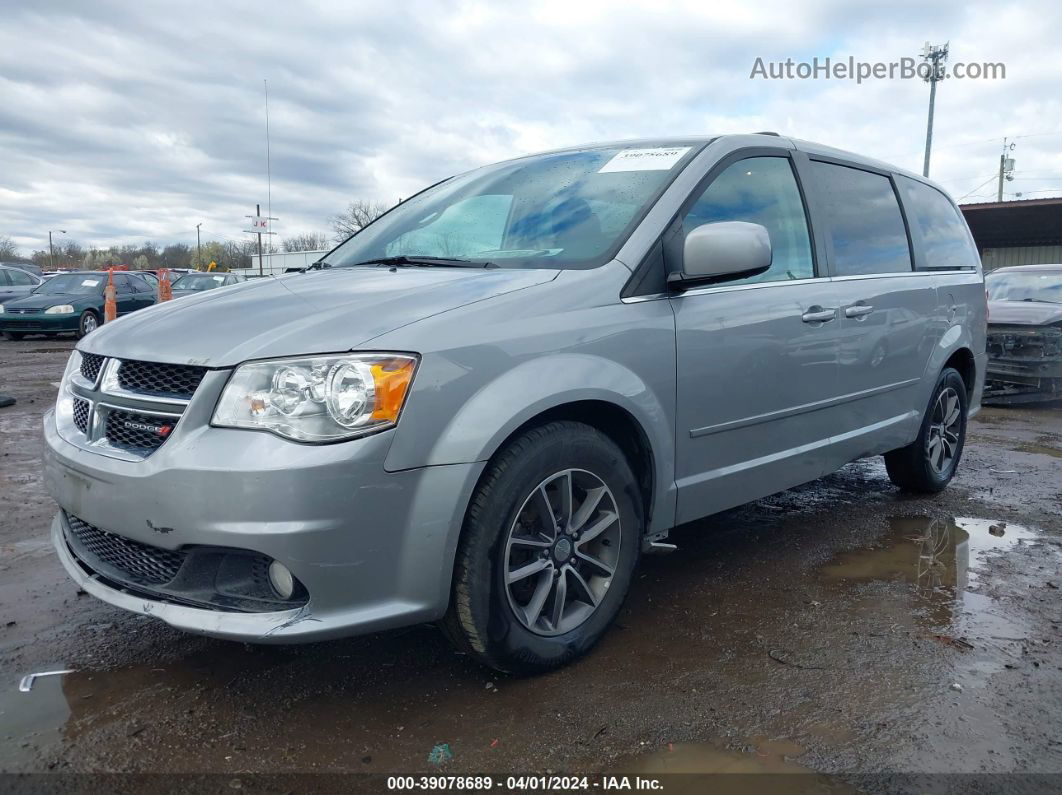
44, 408, 485, 643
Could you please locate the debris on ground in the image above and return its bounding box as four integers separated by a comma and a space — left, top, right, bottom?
427, 743, 454, 765
769, 648, 826, 670
18, 669, 76, 692
932, 634, 974, 651
989, 523, 1006, 537
950, 683, 963, 693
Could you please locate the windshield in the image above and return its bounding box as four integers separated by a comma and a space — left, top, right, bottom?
986, 270, 1062, 303
173, 274, 228, 291
33, 274, 105, 295
326, 142, 704, 270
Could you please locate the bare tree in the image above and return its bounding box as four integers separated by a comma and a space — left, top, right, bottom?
283, 232, 331, 252
331, 200, 389, 243
0, 235, 22, 260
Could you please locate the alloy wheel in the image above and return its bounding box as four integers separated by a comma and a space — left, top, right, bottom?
503, 468, 621, 637
925, 386, 961, 475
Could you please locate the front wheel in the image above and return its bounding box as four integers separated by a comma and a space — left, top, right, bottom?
884, 367, 968, 493
442, 421, 642, 673
75, 310, 99, 339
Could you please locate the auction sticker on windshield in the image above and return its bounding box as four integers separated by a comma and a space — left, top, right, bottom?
598, 146, 690, 172
82, 280, 100, 286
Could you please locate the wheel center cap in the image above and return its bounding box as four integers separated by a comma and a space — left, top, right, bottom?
553, 537, 573, 563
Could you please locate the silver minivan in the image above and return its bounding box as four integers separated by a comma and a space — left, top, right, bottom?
43, 134, 986, 672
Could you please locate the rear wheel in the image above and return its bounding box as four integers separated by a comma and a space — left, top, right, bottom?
76, 310, 99, 339
884, 367, 967, 493
442, 421, 642, 673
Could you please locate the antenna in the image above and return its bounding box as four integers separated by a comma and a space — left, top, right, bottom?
264, 79, 272, 252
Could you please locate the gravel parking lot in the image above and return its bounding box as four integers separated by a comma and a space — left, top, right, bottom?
1, 337, 1060, 787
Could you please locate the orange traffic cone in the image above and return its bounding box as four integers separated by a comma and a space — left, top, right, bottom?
104, 270, 117, 323
158, 269, 173, 302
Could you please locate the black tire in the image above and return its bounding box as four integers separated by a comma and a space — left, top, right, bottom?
442, 421, 642, 673
3, 332, 25, 341
884, 367, 968, 493
76, 310, 100, 339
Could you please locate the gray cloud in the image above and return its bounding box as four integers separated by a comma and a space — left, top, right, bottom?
0, 0, 1059, 254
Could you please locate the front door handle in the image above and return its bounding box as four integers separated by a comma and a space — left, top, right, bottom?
844, 303, 874, 319
801, 306, 837, 323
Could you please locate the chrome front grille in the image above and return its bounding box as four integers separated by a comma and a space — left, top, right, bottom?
59, 352, 210, 461
117, 360, 206, 399
104, 408, 174, 452
80, 352, 105, 383
73, 397, 90, 433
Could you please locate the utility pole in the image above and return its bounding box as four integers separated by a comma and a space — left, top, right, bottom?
195, 222, 203, 269
48, 229, 66, 269
997, 138, 1016, 202
920, 42, 949, 178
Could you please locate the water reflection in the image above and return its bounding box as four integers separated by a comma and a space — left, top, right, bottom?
820, 516, 1037, 629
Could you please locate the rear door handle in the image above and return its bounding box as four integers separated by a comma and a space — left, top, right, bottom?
801, 306, 837, 323
844, 303, 874, 318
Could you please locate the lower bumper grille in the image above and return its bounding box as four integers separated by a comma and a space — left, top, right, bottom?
62, 513, 308, 612
67, 514, 185, 586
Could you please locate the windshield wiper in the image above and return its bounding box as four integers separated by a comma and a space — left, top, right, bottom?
343, 255, 493, 269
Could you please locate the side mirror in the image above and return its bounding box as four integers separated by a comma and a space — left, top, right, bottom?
669, 221, 772, 288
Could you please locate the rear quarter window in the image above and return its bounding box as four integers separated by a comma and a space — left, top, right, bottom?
898, 176, 979, 270
810, 161, 912, 276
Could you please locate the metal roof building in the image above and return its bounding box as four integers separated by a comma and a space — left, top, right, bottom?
960, 197, 1062, 271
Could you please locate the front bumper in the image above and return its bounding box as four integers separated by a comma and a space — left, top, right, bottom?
0, 313, 80, 332
44, 408, 484, 643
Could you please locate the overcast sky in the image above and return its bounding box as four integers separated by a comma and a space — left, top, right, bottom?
1, 0, 1060, 254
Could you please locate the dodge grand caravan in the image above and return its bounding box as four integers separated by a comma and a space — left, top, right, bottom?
44, 134, 986, 672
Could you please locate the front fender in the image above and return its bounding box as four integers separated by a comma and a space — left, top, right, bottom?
384, 352, 677, 535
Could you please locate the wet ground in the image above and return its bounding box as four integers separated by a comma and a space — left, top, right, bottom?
1, 337, 1060, 789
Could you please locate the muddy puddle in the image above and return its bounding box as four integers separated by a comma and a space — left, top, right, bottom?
611, 738, 853, 793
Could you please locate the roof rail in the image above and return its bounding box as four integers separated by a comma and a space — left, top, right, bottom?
754, 131, 781, 136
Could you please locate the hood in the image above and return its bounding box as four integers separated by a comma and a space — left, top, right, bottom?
80, 266, 559, 366
2, 292, 96, 310
988, 300, 1062, 327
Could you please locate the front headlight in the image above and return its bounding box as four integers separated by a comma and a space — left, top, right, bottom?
45, 304, 75, 315
212, 353, 418, 442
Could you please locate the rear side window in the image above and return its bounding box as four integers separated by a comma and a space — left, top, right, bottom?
7, 269, 35, 285
682, 156, 814, 284
0, 270, 10, 286
810, 162, 912, 276
898, 177, 979, 270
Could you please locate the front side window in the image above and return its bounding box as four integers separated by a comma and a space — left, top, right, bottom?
681, 156, 814, 284
811, 162, 912, 276
898, 177, 979, 270
326, 142, 703, 270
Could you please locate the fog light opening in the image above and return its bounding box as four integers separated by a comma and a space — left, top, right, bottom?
268, 560, 295, 600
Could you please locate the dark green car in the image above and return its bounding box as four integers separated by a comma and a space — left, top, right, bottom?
0, 271, 156, 340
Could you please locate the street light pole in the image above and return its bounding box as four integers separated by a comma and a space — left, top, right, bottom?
920, 42, 949, 178
195, 223, 203, 270
48, 229, 66, 270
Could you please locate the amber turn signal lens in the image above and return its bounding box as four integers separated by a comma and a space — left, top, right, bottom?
370, 358, 417, 422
